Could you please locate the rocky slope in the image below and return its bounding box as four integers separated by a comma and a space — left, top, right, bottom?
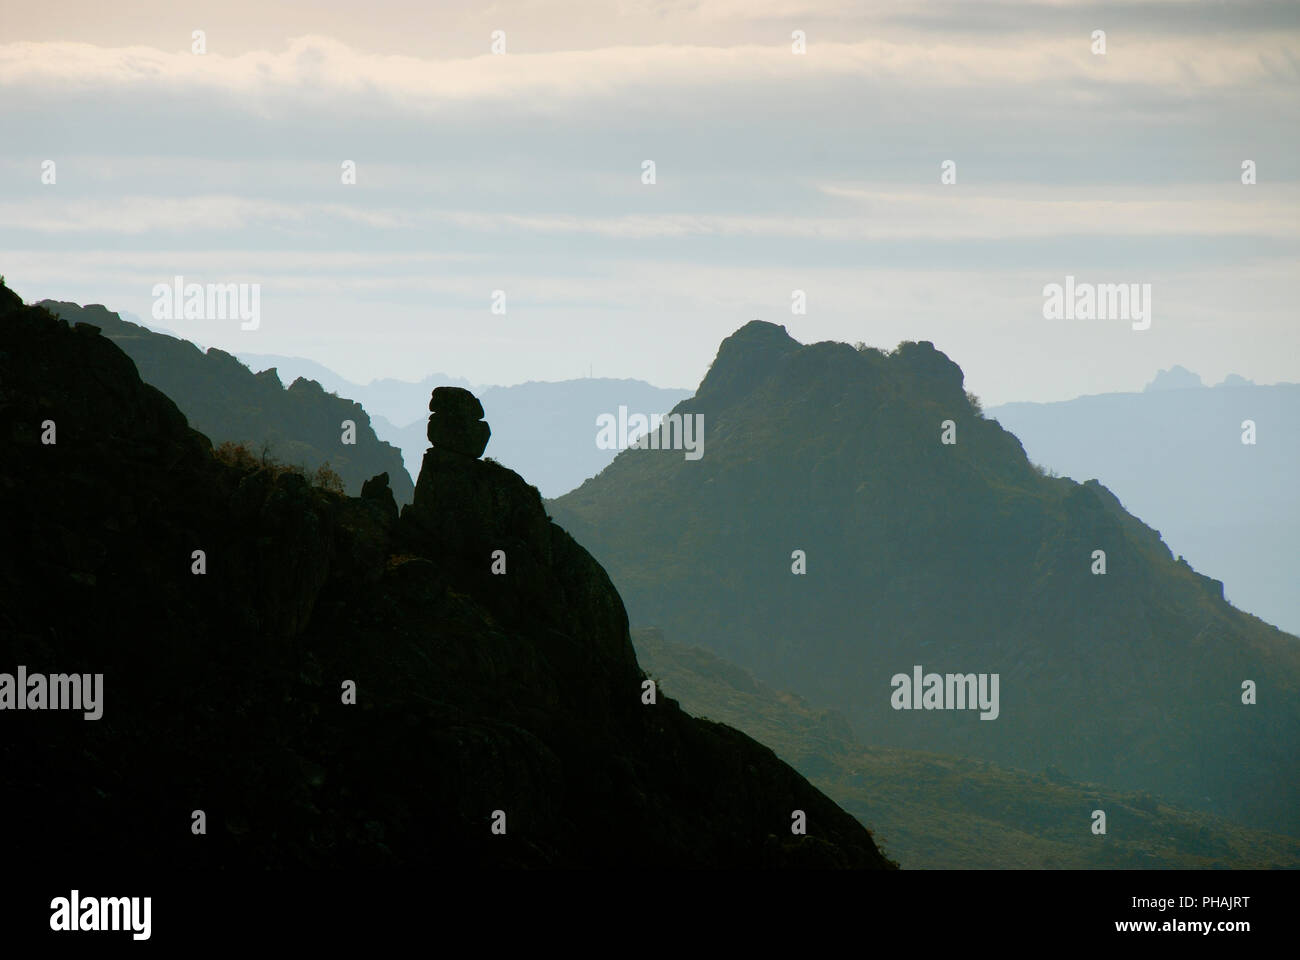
39, 299, 414, 505
0, 284, 890, 869
550, 321, 1300, 836
988, 379, 1300, 635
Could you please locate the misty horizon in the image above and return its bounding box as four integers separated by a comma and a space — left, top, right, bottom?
4, 0, 1298, 406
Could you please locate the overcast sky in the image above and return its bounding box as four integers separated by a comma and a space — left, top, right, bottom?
2, 1, 1297, 403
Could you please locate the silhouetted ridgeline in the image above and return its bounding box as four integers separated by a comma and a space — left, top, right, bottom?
987, 379, 1300, 637
550, 321, 1300, 836
0, 283, 891, 868
39, 299, 415, 506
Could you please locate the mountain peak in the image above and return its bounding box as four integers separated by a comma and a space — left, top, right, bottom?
549, 323, 1300, 836
1144, 365, 1204, 392
731, 318, 795, 340
891, 339, 966, 399
695, 320, 801, 405
1217, 373, 1256, 388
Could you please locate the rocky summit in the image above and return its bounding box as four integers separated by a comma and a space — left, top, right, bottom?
0, 282, 892, 869
550, 320, 1300, 837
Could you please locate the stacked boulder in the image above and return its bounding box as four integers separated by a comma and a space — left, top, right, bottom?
426, 386, 490, 458
407, 385, 549, 563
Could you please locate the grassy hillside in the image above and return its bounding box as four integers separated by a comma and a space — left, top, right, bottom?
634, 628, 1300, 869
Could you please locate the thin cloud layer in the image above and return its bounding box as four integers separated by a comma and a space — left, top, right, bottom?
1, 3, 1297, 401
2, 33, 1294, 102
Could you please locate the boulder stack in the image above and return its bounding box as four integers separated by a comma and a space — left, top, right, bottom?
426, 386, 490, 458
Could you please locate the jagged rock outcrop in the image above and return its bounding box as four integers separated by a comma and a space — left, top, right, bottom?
360, 471, 399, 526
0, 285, 892, 869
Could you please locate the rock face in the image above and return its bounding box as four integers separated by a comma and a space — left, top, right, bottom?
360, 471, 399, 525
426, 385, 490, 458
0, 282, 892, 869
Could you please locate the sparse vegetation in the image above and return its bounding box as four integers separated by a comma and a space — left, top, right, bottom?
214, 440, 345, 494
312, 462, 345, 493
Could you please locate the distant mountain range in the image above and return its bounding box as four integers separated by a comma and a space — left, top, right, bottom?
988, 368, 1300, 635
550, 322, 1300, 836
39, 303, 415, 505
239, 353, 691, 499
237, 353, 473, 426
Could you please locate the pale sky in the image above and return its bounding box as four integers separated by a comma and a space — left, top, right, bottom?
2, 0, 1297, 403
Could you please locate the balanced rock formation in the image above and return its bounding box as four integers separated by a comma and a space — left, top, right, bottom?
426, 385, 490, 458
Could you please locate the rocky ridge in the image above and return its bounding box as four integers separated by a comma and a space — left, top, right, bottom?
0, 285, 892, 869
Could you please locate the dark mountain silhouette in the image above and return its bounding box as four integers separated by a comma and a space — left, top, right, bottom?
987, 377, 1300, 635
0, 284, 890, 869
38, 300, 415, 506
549, 321, 1300, 836
635, 628, 1300, 869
